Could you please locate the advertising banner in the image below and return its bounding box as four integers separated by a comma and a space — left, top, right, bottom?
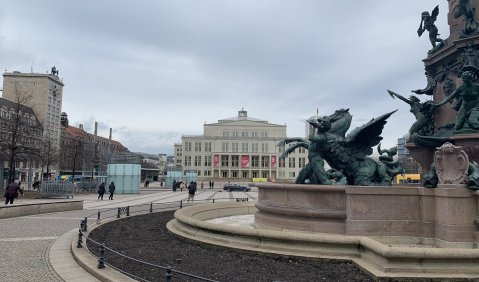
271, 156, 277, 168
241, 155, 250, 168
213, 155, 220, 167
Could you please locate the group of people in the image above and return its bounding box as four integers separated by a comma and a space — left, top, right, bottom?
97, 181, 116, 200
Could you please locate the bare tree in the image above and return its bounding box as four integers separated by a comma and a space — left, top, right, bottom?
0, 83, 43, 183
59, 136, 85, 181
35, 134, 59, 180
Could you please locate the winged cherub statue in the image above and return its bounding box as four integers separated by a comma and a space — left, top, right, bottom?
418, 5, 444, 53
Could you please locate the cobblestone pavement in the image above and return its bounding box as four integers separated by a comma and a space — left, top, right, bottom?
0, 185, 257, 281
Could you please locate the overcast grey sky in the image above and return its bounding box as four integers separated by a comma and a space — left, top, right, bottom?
0, 1, 449, 154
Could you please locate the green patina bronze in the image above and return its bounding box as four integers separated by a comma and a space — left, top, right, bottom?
417, 5, 444, 54
279, 109, 403, 186
433, 71, 479, 134
387, 90, 434, 138
454, 0, 479, 38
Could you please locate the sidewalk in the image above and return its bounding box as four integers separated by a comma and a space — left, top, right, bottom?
0, 188, 257, 281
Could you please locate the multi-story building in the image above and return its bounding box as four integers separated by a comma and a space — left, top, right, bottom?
59, 113, 129, 178
177, 109, 308, 182
0, 97, 44, 183
3, 68, 64, 152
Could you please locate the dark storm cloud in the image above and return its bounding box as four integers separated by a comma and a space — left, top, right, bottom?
0, 1, 449, 153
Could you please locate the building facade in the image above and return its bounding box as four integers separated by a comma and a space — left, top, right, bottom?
59, 114, 130, 178
0, 98, 44, 184
177, 109, 308, 182
3, 69, 64, 152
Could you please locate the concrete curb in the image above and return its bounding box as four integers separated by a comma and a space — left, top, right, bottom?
0, 200, 83, 219
168, 202, 479, 280
50, 228, 101, 282
70, 219, 136, 282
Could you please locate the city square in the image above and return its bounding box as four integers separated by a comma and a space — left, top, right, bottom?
3, 1, 479, 281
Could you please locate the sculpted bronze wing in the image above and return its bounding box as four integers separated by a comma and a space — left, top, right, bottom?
344, 110, 397, 157
431, 5, 439, 22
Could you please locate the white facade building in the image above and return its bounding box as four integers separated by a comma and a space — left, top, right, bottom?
177, 109, 308, 182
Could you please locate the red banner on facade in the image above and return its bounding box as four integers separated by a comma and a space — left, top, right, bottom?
241, 155, 250, 168
271, 156, 277, 168
213, 155, 219, 167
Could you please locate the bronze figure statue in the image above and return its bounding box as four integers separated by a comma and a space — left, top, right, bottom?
387, 90, 434, 137
453, 0, 479, 38
418, 5, 444, 53
279, 109, 402, 186
432, 71, 479, 133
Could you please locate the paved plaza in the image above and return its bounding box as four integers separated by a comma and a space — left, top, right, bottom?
0, 182, 258, 282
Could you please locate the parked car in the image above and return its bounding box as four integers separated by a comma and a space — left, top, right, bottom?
223, 183, 251, 192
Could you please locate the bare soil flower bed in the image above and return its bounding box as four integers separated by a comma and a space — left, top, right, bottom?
87, 211, 372, 282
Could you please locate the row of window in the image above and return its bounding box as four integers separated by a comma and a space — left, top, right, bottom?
222, 131, 269, 138
183, 141, 306, 154
182, 155, 306, 169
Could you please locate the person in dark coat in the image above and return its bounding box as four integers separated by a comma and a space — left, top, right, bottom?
187, 181, 197, 202
97, 182, 106, 200
4, 180, 23, 205
108, 181, 116, 200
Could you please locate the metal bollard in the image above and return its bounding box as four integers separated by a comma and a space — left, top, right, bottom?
97, 211, 101, 224
213, 198, 215, 203
180, 200, 183, 209
126, 206, 130, 216
77, 228, 83, 248
150, 203, 153, 213
83, 217, 88, 232
98, 244, 106, 269
165, 266, 172, 281
117, 207, 121, 218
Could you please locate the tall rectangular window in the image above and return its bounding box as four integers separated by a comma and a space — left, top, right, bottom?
252, 143, 258, 153
195, 142, 202, 152
221, 155, 229, 167
205, 142, 211, 152
231, 155, 239, 167
288, 157, 296, 168
299, 157, 306, 168
194, 156, 201, 166
261, 156, 269, 168
221, 142, 229, 152
242, 143, 248, 152
252, 156, 259, 168
261, 143, 268, 153
232, 143, 238, 153
204, 156, 212, 166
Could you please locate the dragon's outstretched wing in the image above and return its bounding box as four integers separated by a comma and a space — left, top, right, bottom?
431, 5, 439, 22
344, 110, 397, 157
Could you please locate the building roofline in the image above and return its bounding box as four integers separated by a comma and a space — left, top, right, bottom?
3, 71, 65, 86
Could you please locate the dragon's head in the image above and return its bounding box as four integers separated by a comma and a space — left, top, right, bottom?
309, 109, 352, 136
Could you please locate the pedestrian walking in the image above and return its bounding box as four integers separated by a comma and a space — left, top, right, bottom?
187, 181, 197, 202
201, 182, 204, 189
108, 181, 116, 200
97, 182, 106, 200
173, 180, 177, 192
4, 180, 23, 205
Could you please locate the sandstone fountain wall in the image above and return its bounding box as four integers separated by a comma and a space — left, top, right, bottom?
255, 183, 479, 246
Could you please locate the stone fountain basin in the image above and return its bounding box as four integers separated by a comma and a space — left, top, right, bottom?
167, 190, 479, 280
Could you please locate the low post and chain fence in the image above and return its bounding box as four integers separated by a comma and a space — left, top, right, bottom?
77, 197, 248, 281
